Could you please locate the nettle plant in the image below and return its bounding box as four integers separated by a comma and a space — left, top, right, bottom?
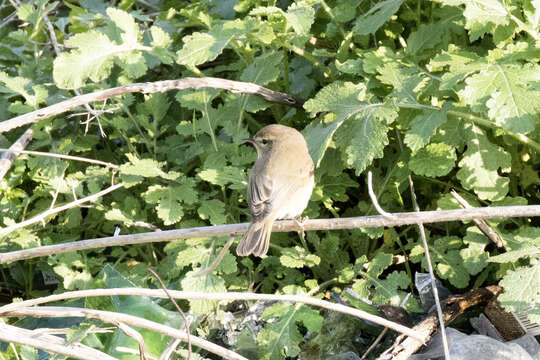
0, 0, 538, 358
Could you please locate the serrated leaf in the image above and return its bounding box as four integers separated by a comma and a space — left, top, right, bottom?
0, 72, 48, 108
377, 62, 424, 104
53, 31, 119, 89
106, 8, 139, 45
499, 264, 540, 325
258, 302, 322, 359
456, 125, 511, 200
353, 0, 404, 35
489, 247, 540, 263
461, 227, 488, 275
284, 3, 315, 36
280, 246, 321, 268
143, 185, 184, 225
119, 154, 165, 178
334, 111, 390, 175
409, 143, 456, 177
404, 107, 449, 151
198, 199, 227, 225
303, 82, 391, 168
197, 166, 247, 190
240, 52, 283, 85
177, 32, 231, 67
461, 63, 539, 134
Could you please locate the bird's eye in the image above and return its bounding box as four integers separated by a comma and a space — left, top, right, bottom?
261, 139, 269, 145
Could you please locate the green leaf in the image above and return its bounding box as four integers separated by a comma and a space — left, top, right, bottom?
181, 271, 227, 313
177, 22, 246, 67
489, 247, 540, 263
377, 62, 424, 104
53, 31, 119, 89
197, 166, 247, 191
499, 264, 540, 325
107, 8, 139, 45
409, 143, 456, 177
258, 302, 322, 359
0, 72, 48, 108
461, 63, 540, 134
353, 0, 404, 35
240, 52, 283, 85
404, 107, 449, 152
460, 227, 489, 275
177, 32, 232, 67
198, 199, 227, 225
284, 3, 315, 36
119, 154, 165, 178
334, 109, 390, 175
303, 82, 391, 169
280, 246, 321, 268
143, 185, 184, 225
456, 125, 511, 201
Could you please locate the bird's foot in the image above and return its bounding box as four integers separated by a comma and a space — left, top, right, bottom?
293, 216, 309, 242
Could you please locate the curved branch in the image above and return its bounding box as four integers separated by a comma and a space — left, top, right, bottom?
0, 288, 424, 341
0, 77, 305, 133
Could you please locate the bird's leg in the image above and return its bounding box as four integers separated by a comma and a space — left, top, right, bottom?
293, 216, 309, 248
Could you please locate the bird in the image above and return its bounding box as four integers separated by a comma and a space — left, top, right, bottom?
237, 124, 314, 257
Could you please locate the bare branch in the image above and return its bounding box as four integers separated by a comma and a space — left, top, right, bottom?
2, 306, 247, 360
0, 182, 124, 237
0, 287, 424, 341
1, 205, 538, 264
0, 127, 33, 180
0, 77, 306, 133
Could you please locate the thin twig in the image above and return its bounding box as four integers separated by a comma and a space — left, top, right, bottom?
0, 148, 119, 168
0, 183, 124, 237
148, 268, 192, 360
362, 328, 388, 359
407, 175, 450, 360
0, 288, 424, 340
367, 171, 397, 219
450, 190, 503, 247
1, 205, 538, 264
0, 128, 33, 180
192, 235, 236, 277
0, 77, 306, 133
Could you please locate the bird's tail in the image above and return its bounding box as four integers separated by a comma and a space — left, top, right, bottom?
236, 220, 273, 257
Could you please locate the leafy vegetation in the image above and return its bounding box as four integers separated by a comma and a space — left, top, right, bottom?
0, 0, 539, 358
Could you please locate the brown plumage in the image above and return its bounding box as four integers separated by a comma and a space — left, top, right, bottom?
237, 124, 315, 257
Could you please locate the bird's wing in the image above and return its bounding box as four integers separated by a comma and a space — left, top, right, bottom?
248, 172, 274, 222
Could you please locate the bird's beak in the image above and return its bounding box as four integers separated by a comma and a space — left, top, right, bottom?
242, 137, 255, 145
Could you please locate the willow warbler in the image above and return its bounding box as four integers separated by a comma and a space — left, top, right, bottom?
237, 124, 314, 257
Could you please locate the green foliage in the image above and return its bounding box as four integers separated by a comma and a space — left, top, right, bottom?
1, 0, 539, 358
